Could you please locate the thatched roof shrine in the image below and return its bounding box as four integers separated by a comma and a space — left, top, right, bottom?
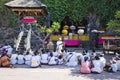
5, 0, 48, 16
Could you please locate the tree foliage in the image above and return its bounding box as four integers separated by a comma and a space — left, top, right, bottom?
107, 11, 120, 33
41, 0, 119, 27
36, 22, 60, 33
0, 0, 120, 27
0, 0, 18, 27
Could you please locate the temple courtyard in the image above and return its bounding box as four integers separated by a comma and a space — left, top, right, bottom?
0, 50, 120, 80
0, 64, 120, 80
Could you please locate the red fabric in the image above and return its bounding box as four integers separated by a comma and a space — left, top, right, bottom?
64, 40, 80, 46
98, 38, 104, 44
80, 61, 91, 74
0, 56, 10, 67
22, 17, 36, 23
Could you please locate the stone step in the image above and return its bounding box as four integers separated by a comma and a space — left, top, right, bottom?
14, 27, 42, 52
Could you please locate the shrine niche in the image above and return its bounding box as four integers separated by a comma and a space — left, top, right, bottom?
102, 36, 120, 54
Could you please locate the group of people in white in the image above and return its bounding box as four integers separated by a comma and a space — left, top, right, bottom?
0, 42, 120, 74
79, 49, 120, 73
0, 43, 13, 57
10, 48, 78, 67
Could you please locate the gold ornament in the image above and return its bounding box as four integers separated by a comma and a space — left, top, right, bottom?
62, 29, 68, 35
63, 25, 69, 29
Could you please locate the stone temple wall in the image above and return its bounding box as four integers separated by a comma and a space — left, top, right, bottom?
0, 27, 15, 46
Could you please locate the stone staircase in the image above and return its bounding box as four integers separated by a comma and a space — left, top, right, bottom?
14, 26, 42, 52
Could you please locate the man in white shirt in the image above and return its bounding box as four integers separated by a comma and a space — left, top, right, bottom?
48, 52, 57, 65
53, 50, 59, 57
99, 54, 106, 70
17, 53, 25, 64
6, 45, 13, 57
24, 52, 32, 66
11, 51, 18, 65
108, 60, 118, 72
30, 52, 41, 68
91, 49, 97, 57
66, 52, 78, 67
40, 52, 49, 65
56, 38, 63, 54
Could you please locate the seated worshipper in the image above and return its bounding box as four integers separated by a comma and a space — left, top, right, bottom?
59, 49, 66, 58
91, 56, 102, 73
105, 54, 120, 71
35, 51, 41, 66
48, 52, 57, 65
64, 50, 72, 62
0, 45, 3, 53
53, 49, 59, 57
24, 52, 32, 66
85, 50, 91, 61
17, 53, 25, 64
6, 45, 13, 57
41, 51, 49, 65
30, 52, 41, 68
108, 60, 118, 72
65, 52, 78, 67
80, 57, 91, 74
38, 48, 44, 55
47, 40, 54, 51
91, 49, 97, 57
99, 54, 106, 71
2, 43, 13, 57
58, 54, 64, 65
2, 48, 8, 55
45, 49, 51, 56
56, 38, 63, 54
2, 43, 9, 52
115, 54, 120, 71
11, 51, 18, 65
0, 54, 11, 67
24, 48, 33, 55
78, 52, 87, 65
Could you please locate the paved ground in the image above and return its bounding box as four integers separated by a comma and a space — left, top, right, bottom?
0, 64, 120, 80
0, 50, 120, 80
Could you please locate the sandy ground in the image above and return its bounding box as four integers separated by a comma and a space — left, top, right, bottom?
0, 50, 120, 80
0, 64, 120, 80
